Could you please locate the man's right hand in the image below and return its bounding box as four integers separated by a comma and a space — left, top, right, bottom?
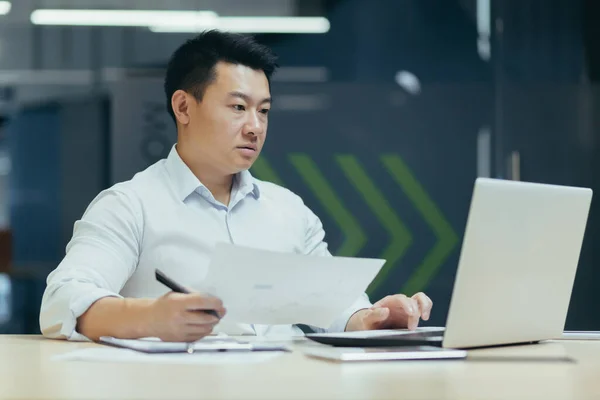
148, 292, 226, 342
76, 292, 226, 342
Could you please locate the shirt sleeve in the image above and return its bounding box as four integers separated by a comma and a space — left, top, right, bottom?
39, 188, 142, 341
302, 202, 372, 333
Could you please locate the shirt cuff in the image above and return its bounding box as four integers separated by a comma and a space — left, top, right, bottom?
327, 295, 373, 333
62, 288, 123, 341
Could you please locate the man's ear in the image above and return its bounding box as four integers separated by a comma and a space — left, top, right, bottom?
171, 90, 191, 125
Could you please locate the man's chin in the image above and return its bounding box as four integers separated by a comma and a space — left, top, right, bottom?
230, 160, 254, 174
237, 155, 259, 168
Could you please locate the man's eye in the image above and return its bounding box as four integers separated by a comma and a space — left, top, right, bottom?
260, 108, 270, 115
233, 105, 245, 111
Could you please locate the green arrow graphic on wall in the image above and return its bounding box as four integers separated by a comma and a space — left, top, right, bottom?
382, 155, 458, 295
251, 153, 457, 296
289, 154, 367, 257
336, 155, 413, 294
251, 156, 284, 186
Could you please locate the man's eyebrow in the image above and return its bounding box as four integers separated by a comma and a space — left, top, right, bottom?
228, 91, 271, 104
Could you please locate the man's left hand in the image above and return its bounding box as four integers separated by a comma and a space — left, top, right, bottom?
345, 293, 433, 331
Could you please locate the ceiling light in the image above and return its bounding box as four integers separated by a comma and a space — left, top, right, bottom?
150, 17, 330, 34
0, 2, 11, 16
30, 9, 217, 27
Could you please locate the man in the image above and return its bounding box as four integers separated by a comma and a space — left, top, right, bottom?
39, 30, 433, 342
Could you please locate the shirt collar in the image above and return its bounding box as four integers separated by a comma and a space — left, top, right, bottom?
164, 145, 260, 201
234, 168, 261, 200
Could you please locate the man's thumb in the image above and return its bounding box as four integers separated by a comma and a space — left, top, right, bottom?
364, 307, 389, 326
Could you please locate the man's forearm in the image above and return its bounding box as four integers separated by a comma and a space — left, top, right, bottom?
76, 297, 155, 341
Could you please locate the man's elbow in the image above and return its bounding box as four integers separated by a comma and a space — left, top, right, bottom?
39, 320, 68, 340
39, 289, 69, 340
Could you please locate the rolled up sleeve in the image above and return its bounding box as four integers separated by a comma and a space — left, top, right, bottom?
39, 188, 142, 340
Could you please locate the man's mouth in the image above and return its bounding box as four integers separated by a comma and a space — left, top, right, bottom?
237, 145, 257, 151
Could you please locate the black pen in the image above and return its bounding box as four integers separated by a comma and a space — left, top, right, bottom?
155, 269, 220, 319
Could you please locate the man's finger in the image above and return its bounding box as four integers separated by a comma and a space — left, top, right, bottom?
182, 293, 224, 312
412, 292, 433, 320
407, 313, 420, 330
184, 328, 213, 342
407, 298, 421, 330
373, 295, 394, 308
186, 323, 215, 333
393, 295, 417, 317
183, 310, 220, 325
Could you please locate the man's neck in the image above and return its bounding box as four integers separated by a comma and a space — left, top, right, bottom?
195, 170, 234, 206
176, 144, 234, 206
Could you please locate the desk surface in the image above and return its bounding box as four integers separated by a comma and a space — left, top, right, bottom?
1, 335, 600, 400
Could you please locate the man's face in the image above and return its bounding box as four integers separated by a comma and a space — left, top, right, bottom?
183, 61, 271, 175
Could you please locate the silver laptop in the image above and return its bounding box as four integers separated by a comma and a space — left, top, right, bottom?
307, 178, 593, 349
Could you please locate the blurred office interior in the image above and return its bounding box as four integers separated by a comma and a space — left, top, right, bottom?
0, 0, 599, 333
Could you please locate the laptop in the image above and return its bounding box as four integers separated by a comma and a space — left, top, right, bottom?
307, 178, 593, 349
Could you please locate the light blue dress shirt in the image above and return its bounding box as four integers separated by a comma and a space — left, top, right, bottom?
40, 145, 372, 340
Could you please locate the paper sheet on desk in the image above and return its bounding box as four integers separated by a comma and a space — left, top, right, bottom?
52, 347, 284, 365
197, 243, 386, 327
98, 335, 271, 353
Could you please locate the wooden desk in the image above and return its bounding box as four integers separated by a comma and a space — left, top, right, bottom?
1, 335, 599, 400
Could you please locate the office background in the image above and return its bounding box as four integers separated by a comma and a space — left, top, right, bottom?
0, 0, 599, 333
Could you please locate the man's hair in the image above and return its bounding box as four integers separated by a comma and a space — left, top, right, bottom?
164, 29, 279, 123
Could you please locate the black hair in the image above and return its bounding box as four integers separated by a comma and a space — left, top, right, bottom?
164, 29, 279, 123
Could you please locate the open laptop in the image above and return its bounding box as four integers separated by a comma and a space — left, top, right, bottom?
307, 178, 593, 349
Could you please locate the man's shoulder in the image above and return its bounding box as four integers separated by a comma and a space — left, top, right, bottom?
80, 160, 170, 222
98, 160, 168, 202
253, 178, 305, 205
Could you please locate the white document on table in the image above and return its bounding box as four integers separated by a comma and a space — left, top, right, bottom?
96, 336, 290, 353
52, 347, 284, 365
196, 243, 386, 328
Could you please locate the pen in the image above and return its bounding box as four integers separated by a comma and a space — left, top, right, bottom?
155, 269, 220, 319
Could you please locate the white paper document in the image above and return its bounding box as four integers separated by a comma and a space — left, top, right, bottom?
52, 347, 284, 365
196, 243, 386, 328
97, 335, 290, 353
